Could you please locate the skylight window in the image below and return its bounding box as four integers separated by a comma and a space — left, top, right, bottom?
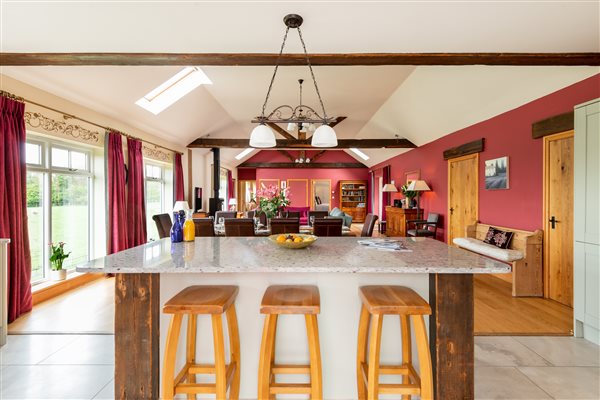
349, 148, 369, 161
135, 67, 212, 115
235, 148, 255, 160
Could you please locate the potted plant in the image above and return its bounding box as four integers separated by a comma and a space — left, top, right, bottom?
49, 242, 70, 281
254, 185, 290, 226
400, 184, 417, 209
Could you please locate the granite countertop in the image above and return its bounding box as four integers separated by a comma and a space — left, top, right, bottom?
76, 237, 511, 274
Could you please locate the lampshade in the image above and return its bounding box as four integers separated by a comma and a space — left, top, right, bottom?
382, 183, 398, 192
407, 179, 431, 191
173, 201, 190, 212
286, 122, 295, 132
249, 124, 276, 148
228, 198, 237, 206
311, 124, 338, 147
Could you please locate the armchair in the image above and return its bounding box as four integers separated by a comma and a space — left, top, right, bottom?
406, 213, 439, 238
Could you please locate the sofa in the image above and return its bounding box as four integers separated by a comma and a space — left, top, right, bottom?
329, 207, 353, 228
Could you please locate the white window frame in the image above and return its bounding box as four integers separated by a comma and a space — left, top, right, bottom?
25, 135, 94, 284
144, 160, 167, 241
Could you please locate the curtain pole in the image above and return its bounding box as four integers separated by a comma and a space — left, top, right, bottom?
0, 90, 183, 155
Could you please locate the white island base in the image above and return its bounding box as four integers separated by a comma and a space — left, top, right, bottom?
161, 273, 429, 399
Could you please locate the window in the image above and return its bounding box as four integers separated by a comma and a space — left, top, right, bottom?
26, 137, 93, 283
145, 162, 165, 241
219, 167, 229, 204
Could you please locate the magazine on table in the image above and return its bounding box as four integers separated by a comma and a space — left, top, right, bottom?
357, 239, 412, 252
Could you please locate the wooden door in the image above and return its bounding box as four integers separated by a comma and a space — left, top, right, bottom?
544, 131, 574, 307
448, 154, 479, 244
287, 179, 309, 207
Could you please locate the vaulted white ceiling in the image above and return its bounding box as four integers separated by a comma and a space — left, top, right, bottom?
1, 2, 598, 167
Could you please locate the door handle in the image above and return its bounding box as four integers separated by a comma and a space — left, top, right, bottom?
449, 207, 454, 215
549, 216, 559, 229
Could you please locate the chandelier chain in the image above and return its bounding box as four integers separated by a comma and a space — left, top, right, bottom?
260, 26, 290, 119
297, 27, 328, 121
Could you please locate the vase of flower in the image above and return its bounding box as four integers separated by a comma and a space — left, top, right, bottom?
49, 242, 70, 281
401, 184, 416, 209
253, 185, 290, 228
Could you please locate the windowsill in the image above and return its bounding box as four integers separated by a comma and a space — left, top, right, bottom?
31, 271, 105, 305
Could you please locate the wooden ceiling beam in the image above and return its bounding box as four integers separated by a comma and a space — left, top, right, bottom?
266, 122, 296, 140
1, 52, 599, 66
238, 162, 367, 169
187, 138, 416, 149
310, 150, 327, 162
277, 150, 296, 162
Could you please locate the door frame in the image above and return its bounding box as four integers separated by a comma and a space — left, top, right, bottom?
447, 153, 479, 244
542, 129, 574, 299
286, 178, 309, 207
310, 179, 332, 211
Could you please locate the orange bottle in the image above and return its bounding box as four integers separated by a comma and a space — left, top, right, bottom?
183, 211, 195, 242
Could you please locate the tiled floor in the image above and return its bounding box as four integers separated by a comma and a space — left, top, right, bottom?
1, 334, 598, 399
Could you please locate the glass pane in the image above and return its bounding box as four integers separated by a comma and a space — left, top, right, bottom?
26, 143, 41, 165
51, 174, 89, 270
27, 171, 45, 281
51, 147, 69, 168
70, 151, 87, 170
146, 180, 163, 241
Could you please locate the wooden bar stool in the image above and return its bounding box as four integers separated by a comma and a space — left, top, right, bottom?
258, 285, 322, 399
356, 286, 433, 400
162, 285, 240, 400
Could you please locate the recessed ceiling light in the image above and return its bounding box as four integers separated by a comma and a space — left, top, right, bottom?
349, 148, 369, 161
135, 67, 212, 115
235, 148, 254, 160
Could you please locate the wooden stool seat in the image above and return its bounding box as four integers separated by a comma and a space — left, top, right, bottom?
258, 285, 322, 398
357, 285, 433, 400
359, 286, 431, 315
163, 285, 238, 314
162, 286, 240, 400
260, 285, 320, 314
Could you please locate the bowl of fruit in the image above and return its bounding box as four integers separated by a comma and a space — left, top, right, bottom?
268, 234, 318, 249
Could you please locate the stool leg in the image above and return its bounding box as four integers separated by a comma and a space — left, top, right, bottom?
400, 315, 412, 400
186, 314, 197, 400
305, 314, 323, 400
162, 314, 183, 400
226, 305, 241, 400
212, 314, 227, 399
412, 315, 433, 400
269, 315, 278, 400
356, 305, 371, 400
367, 314, 383, 400
258, 314, 276, 399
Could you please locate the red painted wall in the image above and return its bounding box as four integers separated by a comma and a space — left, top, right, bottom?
370, 74, 600, 242
242, 150, 369, 209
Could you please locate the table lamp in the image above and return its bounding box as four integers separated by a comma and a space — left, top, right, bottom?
407, 180, 430, 220
228, 198, 237, 211
173, 201, 191, 212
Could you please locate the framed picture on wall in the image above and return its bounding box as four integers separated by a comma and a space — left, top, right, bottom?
405, 170, 420, 185
485, 156, 509, 190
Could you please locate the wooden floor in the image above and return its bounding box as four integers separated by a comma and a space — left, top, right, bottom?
8, 276, 115, 334
475, 274, 573, 336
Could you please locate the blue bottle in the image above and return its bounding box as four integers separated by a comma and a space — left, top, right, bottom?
170, 211, 184, 243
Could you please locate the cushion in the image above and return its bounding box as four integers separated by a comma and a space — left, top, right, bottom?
453, 237, 523, 262
329, 207, 344, 217
483, 227, 514, 249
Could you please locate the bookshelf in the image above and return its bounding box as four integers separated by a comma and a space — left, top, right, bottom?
339, 180, 367, 222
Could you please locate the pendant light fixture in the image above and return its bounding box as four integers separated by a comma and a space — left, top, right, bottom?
250, 14, 338, 148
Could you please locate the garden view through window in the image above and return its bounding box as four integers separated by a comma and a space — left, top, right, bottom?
26, 138, 92, 282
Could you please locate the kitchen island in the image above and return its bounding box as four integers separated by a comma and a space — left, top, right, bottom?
78, 236, 510, 399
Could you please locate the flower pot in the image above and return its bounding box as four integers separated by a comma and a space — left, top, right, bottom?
50, 269, 67, 281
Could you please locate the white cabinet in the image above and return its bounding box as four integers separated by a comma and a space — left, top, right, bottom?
574, 99, 600, 345
0, 239, 9, 347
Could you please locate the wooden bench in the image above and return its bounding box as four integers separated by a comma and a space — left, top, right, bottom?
454, 223, 543, 297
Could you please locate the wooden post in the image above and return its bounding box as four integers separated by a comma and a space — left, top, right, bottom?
429, 274, 474, 400
115, 273, 160, 399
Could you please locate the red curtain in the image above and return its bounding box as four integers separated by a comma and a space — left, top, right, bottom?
106, 132, 128, 254
0, 96, 32, 322
126, 138, 147, 247
227, 170, 234, 208
174, 152, 184, 202
367, 171, 374, 214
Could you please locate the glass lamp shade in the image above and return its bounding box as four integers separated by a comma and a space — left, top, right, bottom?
311, 124, 338, 147
249, 124, 276, 148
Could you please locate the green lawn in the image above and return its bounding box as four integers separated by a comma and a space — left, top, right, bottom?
28, 205, 89, 281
